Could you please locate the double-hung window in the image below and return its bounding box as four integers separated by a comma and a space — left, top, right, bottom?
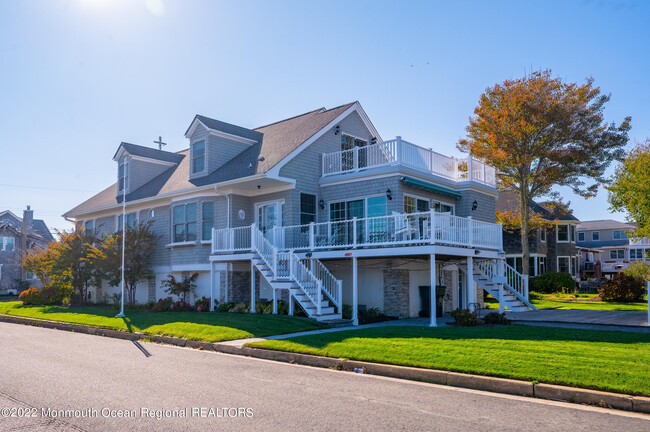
557, 224, 569, 242
613, 230, 627, 240
1, 237, 15, 252
557, 257, 570, 274
192, 141, 205, 174
84, 220, 95, 232
404, 196, 429, 214
577, 232, 584, 242
630, 249, 644, 260
540, 228, 547, 242
609, 249, 625, 260
201, 202, 214, 241
173, 203, 197, 243
592, 231, 600, 241
300, 194, 317, 225
118, 213, 137, 231
118, 161, 129, 191
433, 201, 454, 214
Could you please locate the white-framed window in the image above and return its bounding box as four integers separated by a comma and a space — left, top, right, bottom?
25, 271, 35, 280
300, 193, 317, 225
84, 220, 95, 231
117, 213, 137, 231
201, 201, 214, 242
592, 231, 600, 241
540, 229, 547, 242
609, 249, 625, 260
630, 249, 644, 260
0, 236, 16, 252
557, 256, 570, 274
433, 200, 455, 214
613, 230, 627, 240
192, 140, 206, 174
577, 232, 585, 242
557, 224, 569, 242
173, 203, 198, 243
538, 256, 546, 275
403, 195, 429, 214
118, 160, 129, 191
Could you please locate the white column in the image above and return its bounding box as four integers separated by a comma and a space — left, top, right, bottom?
647, 281, 649, 327
288, 293, 294, 316
210, 262, 215, 311
352, 256, 358, 325
272, 289, 277, 314
429, 254, 437, 327
250, 260, 255, 314
225, 263, 230, 303
467, 256, 475, 311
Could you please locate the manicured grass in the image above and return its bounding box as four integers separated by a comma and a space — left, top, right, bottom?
246, 325, 650, 396
530, 293, 648, 311
0, 302, 325, 342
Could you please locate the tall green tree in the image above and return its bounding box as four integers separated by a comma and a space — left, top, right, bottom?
608, 140, 650, 239
93, 220, 159, 306
458, 70, 630, 275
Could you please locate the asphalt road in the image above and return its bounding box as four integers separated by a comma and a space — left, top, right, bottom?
0, 322, 648, 432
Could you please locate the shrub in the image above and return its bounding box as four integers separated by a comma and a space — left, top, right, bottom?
528, 291, 544, 300
215, 302, 234, 313
19, 287, 42, 305
624, 260, 650, 282
599, 274, 646, 303
161, 273, 199, 302
41, 284, 72, 305
450, 308, 477, 326
482, 312, 511, 325
530, 272, 576, 294
170, 300, 192, 312
342, 304, 353, 320
151, 297, 172, 312
194, 296, 211, 312
229, 302, 250, 313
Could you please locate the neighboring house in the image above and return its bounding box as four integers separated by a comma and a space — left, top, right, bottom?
0, 206, 54, 294
65, 101, 534, 324
496, 191, 580, 279
577, 219, 650, 279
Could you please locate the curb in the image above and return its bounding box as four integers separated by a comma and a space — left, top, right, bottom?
2, 314, 649, 415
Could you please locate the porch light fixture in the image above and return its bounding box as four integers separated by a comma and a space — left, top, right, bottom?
472, 200, 478, 211
371, 137, 377, 144
257, 185, 261, 190
334, 125, 340, 135
475, 250, 480, 255
386, 189, 392, 200
319, 199, 325, 210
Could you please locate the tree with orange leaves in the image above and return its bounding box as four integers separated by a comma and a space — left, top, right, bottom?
458, 70, 630, 275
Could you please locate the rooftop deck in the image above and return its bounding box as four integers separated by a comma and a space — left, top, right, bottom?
321, 137, 497, 187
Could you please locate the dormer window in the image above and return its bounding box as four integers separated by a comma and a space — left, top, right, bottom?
192, 141, 205, 174
118, 161, 129, 191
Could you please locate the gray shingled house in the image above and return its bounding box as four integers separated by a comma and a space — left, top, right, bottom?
496, 191, 580, 279
0, 206, 54, 295
65, 102, 535, 324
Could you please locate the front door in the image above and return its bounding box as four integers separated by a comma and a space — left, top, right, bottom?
256, 201, 283, 244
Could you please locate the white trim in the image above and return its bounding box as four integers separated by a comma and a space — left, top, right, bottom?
556, 223, 570, 243
592, 231, 600, 241
115, 211, 138, 230
185, 118, 259, 145
556, 256, 571, 274
267, 102, 382, 177
190, 139, 208, 177
254, 199, 285, 228
166, 241, 198, 248
129, 155, 177, 167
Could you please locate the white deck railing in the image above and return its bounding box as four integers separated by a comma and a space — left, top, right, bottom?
212, 211, 502, 254
321, 137, 497, 187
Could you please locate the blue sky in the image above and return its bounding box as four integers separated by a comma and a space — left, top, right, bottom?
1, 0, 648, 233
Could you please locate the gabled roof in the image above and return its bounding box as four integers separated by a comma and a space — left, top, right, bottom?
113, 142, 185, 164
65, 102, 367, 217
496, 190, 579, 222
577, 219, 636, 231
185, 115, 264, 143
0, 210, 54, 242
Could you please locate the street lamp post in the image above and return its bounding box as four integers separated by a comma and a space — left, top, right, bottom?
115, 180, 126, 318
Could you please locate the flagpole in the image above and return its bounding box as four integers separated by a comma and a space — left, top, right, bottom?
116, 175, 126, 318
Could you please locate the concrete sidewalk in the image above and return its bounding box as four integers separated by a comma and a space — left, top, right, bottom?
505, 309, 650, 333
220, 316, 445, 347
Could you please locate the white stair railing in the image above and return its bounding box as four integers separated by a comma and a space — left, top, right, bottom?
301, 258, 341, 312
251, 224, 278, 277
290, 253, 322, 315
502, 262, 536, 310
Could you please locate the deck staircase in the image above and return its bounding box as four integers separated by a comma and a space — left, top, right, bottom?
472, 259, 537, 312
251, 226, 343, 321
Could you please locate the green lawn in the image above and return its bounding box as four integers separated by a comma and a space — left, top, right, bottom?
530, 293, 648, 311
247, 325, 650, 396
0, 302, 325, 342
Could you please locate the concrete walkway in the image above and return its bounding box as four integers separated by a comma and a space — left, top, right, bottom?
505, 309, 650, 333
220, 316, 444, 347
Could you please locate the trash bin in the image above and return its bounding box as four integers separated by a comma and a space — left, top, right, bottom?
418, 285, 446, 317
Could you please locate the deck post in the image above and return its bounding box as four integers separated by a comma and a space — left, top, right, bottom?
309, 222, 315, 250
288, 293, 294, 316
352, 256, 358, 325
250, 260, 256, 314
524, 275, 529, 300
353, 146, 359, 171
352, 217, 358, 248
210, 262, 215, 311
467, 216, 473, 247
497, 258, 505, 314
272, 288, 277, 314
429, 254, 437, 327
225, 263, 230, 303
467, 256, 475, 312
337, 280, 343, 314
396, 136, 402, 162
251, 223, 256, 250
429, 208, 436, 243
468, 157, 474, 182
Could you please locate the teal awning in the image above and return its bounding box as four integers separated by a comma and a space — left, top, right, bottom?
401, 176, 461, 199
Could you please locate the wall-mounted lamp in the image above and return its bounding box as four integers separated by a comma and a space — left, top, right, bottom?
370, 137, 377, 144
475, 250, 481, 255
305, 252, 313, 258
257, 185, 261, 190
334, 125, 340, 135
386, 189, 392, 200
319, 199, 325, 210
471, 200, 478, 211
